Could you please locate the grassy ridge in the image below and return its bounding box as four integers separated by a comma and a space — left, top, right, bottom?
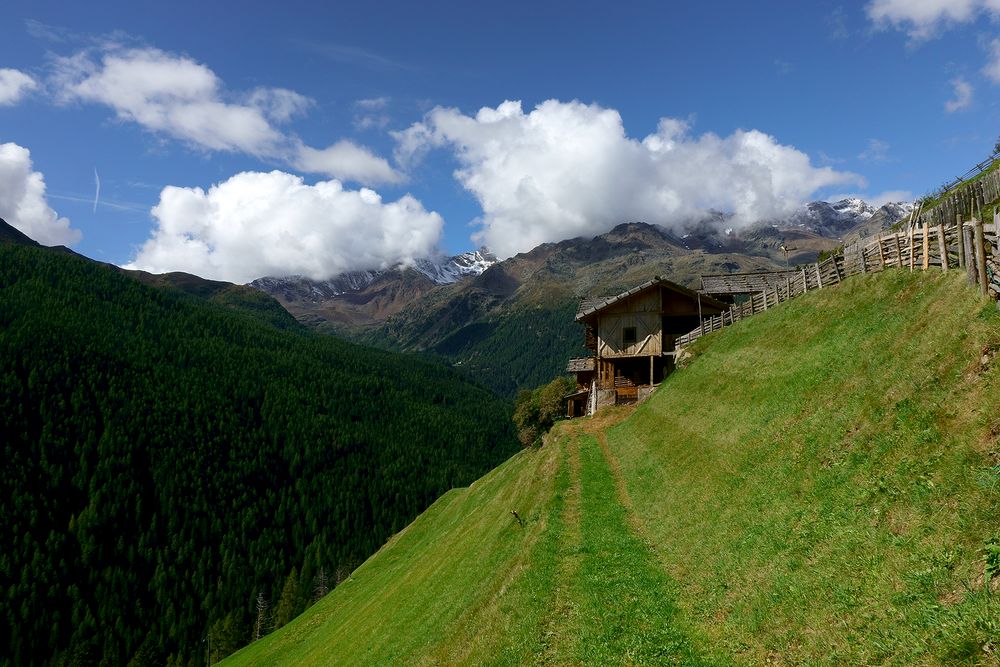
226, 269, 1000, 665
612, 269, 1000, 664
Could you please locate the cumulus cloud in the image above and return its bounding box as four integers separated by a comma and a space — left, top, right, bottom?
51, 45, 399, 183
394, 99, 860, 258
0, 68, 38, 106
292, 140, 401, 184
867, 0, 1000, 39
53, 46, 287, 155
125, 170, 443, 283
945, 77, 974, 111
0, 142, 81, 246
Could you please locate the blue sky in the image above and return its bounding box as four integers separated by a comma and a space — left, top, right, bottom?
1, 0, 998, 282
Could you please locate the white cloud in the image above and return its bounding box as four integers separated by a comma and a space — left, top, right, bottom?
125, 170, 442, 283
945, 77, 974, 111
984, 38, 1000, 82
51, 45, 398, 184
0, 68, 38, 106
394, 99, 861, 258
858, 138, 891, 162
353, 97, 392, 132
0, 142, 81, 246
292, 140, 401, 184
356, 96, 389, 110
247, 87, 313, 123
867, 0, 1000, 39
54, 47, 286, 155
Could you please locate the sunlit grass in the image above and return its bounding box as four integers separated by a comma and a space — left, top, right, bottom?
225, 269, 1000, 666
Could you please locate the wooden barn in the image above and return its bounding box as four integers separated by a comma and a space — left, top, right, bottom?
566, 277, 727, 416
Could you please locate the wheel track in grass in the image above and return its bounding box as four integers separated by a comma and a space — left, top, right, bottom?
537, 428, 584, 665
567, 410, 723, 666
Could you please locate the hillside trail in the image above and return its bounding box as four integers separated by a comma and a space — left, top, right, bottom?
537, 407, 720, 666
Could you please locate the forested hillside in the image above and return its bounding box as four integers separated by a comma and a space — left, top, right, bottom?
0, 241, 517, 665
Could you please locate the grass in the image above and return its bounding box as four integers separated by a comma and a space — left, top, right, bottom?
224, 268, 1000, 666
610, 269, 1000, 664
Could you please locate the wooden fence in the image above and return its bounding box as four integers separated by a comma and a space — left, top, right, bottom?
911, 168, 1000, 233
677, 212, 1000, 346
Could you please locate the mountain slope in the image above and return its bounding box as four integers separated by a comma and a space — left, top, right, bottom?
0, 241, 517, 665
225, 269, 1000, 666
363, 222, 782, 395
254, 199, 911, 396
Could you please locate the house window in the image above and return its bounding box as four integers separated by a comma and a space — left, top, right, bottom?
622, 326, 637, 347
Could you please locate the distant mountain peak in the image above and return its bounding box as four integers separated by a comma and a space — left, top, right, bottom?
414, 248, 498, 284
250, 249, 499, 304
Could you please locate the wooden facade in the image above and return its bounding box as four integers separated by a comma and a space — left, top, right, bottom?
566, 277, 726, 416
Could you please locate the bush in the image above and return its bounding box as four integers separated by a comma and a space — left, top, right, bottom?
512, 376, 575, 446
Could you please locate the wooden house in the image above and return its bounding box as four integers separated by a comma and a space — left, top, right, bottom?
566, 277, 727, 416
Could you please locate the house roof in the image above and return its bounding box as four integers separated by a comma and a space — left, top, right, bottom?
566, 357, 595, 373
575, 277, 728, 322
700, 269, 801, 295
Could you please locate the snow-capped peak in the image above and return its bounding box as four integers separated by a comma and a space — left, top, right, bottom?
414, 247, 498, 284
829, 197, 876, 219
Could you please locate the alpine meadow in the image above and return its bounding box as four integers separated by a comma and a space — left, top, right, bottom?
4, 2, 1000, 666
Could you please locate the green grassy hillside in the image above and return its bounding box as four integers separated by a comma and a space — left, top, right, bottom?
225, 269, 1000, 666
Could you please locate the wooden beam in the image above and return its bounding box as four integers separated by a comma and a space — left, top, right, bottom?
975, 217, 988, 295
965, 223, 976, 287
922, 222, 930, 270
957, 213, 966, 268
909, 225, 915, 271
937, 222, 948, 272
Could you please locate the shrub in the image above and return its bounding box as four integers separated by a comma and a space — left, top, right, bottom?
512, 376, 575, 446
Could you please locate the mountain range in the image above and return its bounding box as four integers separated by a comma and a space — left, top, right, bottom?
252, 198, 913, 394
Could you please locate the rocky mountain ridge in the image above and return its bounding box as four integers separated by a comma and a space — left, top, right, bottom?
248, 197, 914, 394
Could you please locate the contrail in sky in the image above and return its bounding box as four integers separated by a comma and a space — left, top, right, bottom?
93, 168, 100, 213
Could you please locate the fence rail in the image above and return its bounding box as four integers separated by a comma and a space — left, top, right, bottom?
677, 213, 1000, 346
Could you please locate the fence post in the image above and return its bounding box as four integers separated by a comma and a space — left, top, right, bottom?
964, 223, 976, 287
815, 263, 823, 289
876, 234, 885, 269
922, 222, 930, 270
937, 222, 948, 272
957, 213, 966, 268
894, 231, 904, 267
908, 225, 916, 271
975, 217, 988, 296
859, 242, 868, 274
995, 208, 1000, 256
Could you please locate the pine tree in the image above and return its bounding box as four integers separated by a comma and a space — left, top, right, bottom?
274, 568, 300, 629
